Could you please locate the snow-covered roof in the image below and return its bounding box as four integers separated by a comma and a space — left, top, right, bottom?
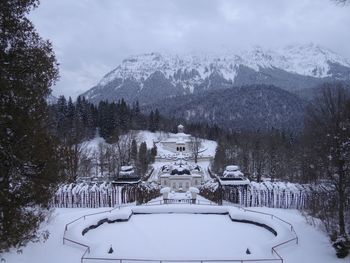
223, 170, 244, 178
159, 161, 203, 178
225, 165, 240, 172
223, 165, 244, 178
162, 132, 191, 143
119, 170, 135, 176
219, 178, 250, 186
119, 166, 137, 179
121, 166, 133, 171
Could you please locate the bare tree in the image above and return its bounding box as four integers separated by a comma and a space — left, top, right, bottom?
115, 131, 138, 167
77, 146, 93, 178
91, 150, 99, 177
105, 144, 119, 179
189, 135, 203, 163
61, 141, 88, 182
97, 142, 108, 178
251, 134, 268, 182
306, 83, 350, 238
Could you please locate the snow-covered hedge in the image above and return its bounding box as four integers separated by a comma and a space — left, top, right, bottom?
200, 180, 333, 209
53, 182, 161, 208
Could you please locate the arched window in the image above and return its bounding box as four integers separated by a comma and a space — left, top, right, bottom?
183, 147, 185, 151
176, 147, 179, 151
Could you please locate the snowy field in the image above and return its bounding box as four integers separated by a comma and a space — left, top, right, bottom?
2, 204, 345, 263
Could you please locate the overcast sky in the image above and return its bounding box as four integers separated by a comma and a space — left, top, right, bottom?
29, 0, 350, 99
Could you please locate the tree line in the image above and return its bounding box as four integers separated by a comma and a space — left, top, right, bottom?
211, 82, 350, 254
51, 96, 162, 182
49, 94, 224, 182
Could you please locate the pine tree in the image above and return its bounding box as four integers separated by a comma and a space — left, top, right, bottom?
117, 99, 129, 132
0, 0, 61, 252
138, 142, 148, 177
150, 144, 157, 159
66, 97, 75, 141
154, 108, 160, 131
130, 139, 138, 165
55, 95, 68, 139
213, 138, 227, 173
149, 110, 155, 132
98, 101, 116, 142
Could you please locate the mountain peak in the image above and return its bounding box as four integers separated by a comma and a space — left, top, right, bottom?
82, 44, 350, 104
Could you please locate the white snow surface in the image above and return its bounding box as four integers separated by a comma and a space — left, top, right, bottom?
160, 187, 171, 194
97, 44, 350, 89
189, 187, 200, 194
2, 202, 346, 263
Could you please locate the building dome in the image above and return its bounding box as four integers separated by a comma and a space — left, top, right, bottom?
177, 124, 184, 133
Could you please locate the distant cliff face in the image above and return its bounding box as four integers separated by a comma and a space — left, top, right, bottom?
81, 44, 350, 104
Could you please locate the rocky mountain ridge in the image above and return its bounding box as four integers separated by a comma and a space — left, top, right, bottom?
81, 43, 350, 104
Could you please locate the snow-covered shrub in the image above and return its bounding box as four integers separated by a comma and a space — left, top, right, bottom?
333, 236, 350, 258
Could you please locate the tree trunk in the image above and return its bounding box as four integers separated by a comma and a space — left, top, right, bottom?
338, 168, 346, 235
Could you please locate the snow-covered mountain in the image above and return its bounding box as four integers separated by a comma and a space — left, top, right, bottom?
81, 43, 350, 104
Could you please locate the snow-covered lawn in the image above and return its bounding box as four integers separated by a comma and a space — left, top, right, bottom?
84, 214, 274, 259
2, 208, 107, 263
2, 205, 345, 263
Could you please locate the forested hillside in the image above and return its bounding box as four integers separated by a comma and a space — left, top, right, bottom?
144, 84, 306, 132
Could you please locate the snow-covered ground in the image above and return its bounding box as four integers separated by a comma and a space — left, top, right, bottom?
2, 202, 345, 263
84, 213, 274, 259
4, 132, 344, 263
137, 130, 217, 157
82, 130, 216, 157
1, 208, 107, 263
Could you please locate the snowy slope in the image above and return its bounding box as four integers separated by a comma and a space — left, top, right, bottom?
79, 130, 216, 162
137, 130, 217, 156
99, 44, 350, 87
83, 44, 348, 99
81, 43, 350, 105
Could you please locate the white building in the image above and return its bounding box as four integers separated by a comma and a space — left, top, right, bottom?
160, 124, 192, 153
119, 166, 137, 178
158, 157, 203, 191
219, 165, 250, 186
